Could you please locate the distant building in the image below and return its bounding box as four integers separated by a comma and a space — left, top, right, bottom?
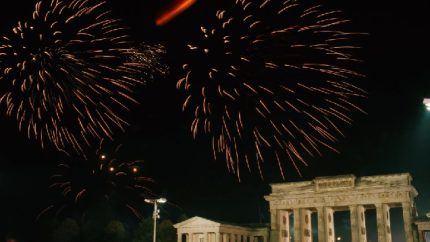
415, 218, 430, 242
174, 216, 269, 242
176, 173, 423, 242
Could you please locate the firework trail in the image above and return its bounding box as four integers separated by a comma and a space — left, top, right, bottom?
178, 0, 367, 179
39, 141, 154, 219
0, 0, 164, 154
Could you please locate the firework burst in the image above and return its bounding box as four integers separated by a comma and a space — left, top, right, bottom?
40, 141, 154, 219
0, 0, 162, 154
178, 0, 367, 179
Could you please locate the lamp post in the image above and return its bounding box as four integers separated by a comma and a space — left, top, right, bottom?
424, 98, 430, 111
145, 198, 167, 242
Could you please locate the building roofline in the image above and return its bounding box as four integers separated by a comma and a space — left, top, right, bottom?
174, 216, 269, 230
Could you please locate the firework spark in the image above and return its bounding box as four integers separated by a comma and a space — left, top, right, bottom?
0, 0, 163, 154
40, 141, 154, 219
129, 42, 169, 83
178, 0, 367, 179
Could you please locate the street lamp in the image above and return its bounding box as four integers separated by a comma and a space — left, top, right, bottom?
424, 98, 430, 111
145, 198, 167, 242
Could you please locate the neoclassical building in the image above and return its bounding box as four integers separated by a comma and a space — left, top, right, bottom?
176, 173, 422, 242
265, 173, 418, 242
416, 215, 430, 242
174, 216, 269, 242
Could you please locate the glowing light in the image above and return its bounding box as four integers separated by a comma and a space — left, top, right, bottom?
100, 154, 107, 160
144, 197, 167, 204
424, 98, 430, 111
156, 0, 197, 26
337, 237, 341, 241
132, 167, 138, 173
109, 167, 115, 172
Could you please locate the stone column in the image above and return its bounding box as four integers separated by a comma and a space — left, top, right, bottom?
208, 233, 215, 242
293, 208, 312, 242
376, 204, 392, 242
417, 230, 424, 242
402, 202, 414, 242
300, 209, 312, 242
217, 233, 222, 242
178, 233, 182, 242
270, 210, 280, 242
350, 205, 367, 242
317, 207, 325, 242
279, 210, 290, 242
317, 207, 335, 242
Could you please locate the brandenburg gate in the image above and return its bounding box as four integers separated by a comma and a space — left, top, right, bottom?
265, 173, 417, 242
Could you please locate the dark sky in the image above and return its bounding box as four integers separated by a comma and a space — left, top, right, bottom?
0, 0, 430, 241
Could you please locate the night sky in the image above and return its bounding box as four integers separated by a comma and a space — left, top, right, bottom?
0, 0, 429, 241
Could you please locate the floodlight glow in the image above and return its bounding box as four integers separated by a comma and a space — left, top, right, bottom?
144, 198, 167, 204
424, 98, 430, 111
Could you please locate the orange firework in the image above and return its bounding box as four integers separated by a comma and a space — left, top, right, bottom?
39, 141, 155, 220
178, 0, 367, 180
0, 0, 165, 154
156, 0, 197, 26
